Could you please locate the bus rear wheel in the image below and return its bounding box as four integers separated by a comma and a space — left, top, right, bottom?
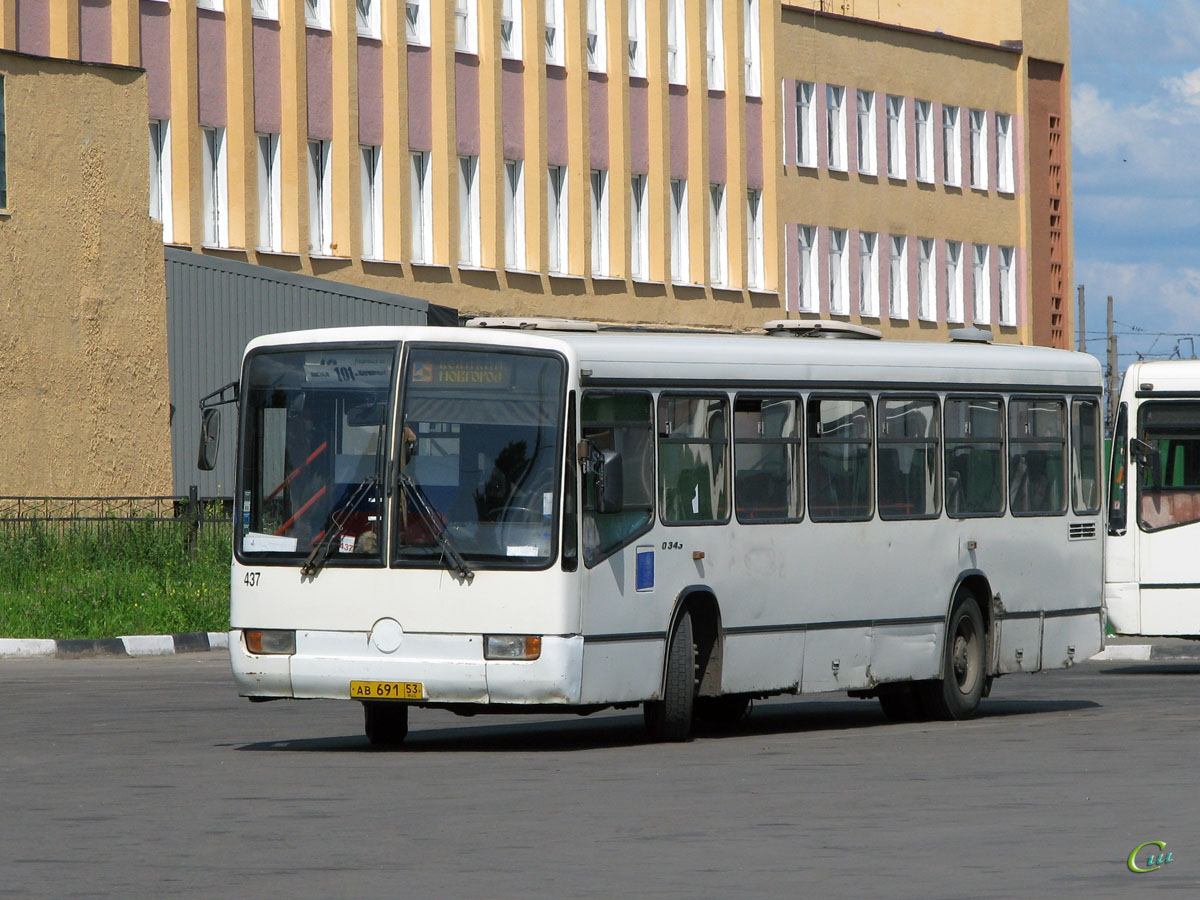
363, 701, 409, 746
917, 593, 986, 720
644, 610, 695, 742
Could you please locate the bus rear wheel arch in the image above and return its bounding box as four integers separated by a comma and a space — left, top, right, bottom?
915, 589, 987, 720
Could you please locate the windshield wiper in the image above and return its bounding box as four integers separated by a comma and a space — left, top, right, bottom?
301, 476, 378, 578
398, 473, 474, 583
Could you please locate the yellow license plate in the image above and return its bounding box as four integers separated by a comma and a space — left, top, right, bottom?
350, 680, 424, 701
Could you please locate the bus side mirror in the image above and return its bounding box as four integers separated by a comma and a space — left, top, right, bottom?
198, 407, 221, 471
1130, 438, 1163, 486
595, 449, 624, 514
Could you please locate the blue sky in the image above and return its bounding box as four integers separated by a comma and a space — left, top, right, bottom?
1071, 0, 1200, 370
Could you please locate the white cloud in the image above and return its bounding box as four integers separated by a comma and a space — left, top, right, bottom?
1075, 258, 1200, 337
1164, 67, 1200, 109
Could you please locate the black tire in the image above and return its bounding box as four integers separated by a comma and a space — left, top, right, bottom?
877, 684, 922, 722
363, 701, 409, 746
694, 694, 751, 729
916, 592, 986, 720
644, 610, 695, 742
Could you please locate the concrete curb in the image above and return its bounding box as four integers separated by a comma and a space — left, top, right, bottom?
0, 632, 229, 660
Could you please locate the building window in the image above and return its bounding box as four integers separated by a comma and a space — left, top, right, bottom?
917, 237, 935, 321
827, 85, 846, 171
587, 0, 606, 72
410, 150, 433, 263
886, 95, 905, 179
406, 0, 429, 45
251, 0, 278, 20
256, 132, 281, 253
996, 113, 1014, 193
305, 0, 329, 30
505, 159, 526, 269
709, 183, 727, 286
627, 0, 645, 77
667, 0, 686, 85
828, 228, 848, 315
706, 0, 724, 90
969, 109, 987, 190
796, 81, 816, 167
859, 231, 879, 317
914, 99, 932, 183
942, 104, 961, 186
356, 0, 380, 38
545, 0, 565, 64
856, 90, 876, 175
149, 119, 173, 241
999, 245, 1016, 326
500, 0, 522, 59
670, 178, 689, 283
888, 235, 908, 320
458, 155, 480, 266
945, 239, 963, 323
631, 173, 649, 280
744, 0, 760, 96
201, 126, 228, 247
307, 139, 332, 255
746, 189, 763, 290
797, 225, 817, 312
547, 164, 568, 273
972, 243, 990, 324
454, 0, 478, 53
197, 0, 223, 11
590, 168, 609, 276
360, 144, 382, 259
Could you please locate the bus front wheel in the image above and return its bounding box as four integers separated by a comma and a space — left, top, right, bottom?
363, 701, 409, 746
917, 593, 986, 720
644, 610, 695, 742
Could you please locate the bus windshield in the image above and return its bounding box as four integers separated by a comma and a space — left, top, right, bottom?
394, 346, 565, 569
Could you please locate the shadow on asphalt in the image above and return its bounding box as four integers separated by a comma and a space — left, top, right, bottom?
1099, 663, 1200, 676
233, 696, 1100, 753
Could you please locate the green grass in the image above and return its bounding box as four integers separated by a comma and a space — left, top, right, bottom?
0, 521, 230, 639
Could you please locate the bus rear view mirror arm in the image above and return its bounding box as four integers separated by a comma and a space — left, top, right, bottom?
1130, 438, 1163, 486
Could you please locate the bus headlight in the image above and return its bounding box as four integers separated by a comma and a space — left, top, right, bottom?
484, 635, 542, 661
244, 629, 296, 655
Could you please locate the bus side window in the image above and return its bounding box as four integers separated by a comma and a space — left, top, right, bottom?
657, 395, 730, 525
733, 395, 803, 523
1071, 398, 1102, 516
1009, 398, 1067, 516
581, 392, 655, 566
877, 397, 940, 519
945, 397, 1004, 518
807, 396, 873, 521
1107, 403, 1128, 534
1136, 400, 1200, 532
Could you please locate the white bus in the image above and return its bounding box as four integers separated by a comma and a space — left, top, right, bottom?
1105, 359, 1200, 637
203, 318, 1105, 744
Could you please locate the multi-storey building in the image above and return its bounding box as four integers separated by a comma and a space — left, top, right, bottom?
0, 0, 1071, 346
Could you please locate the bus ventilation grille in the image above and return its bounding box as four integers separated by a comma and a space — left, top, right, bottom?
1068, 522, 1097, 541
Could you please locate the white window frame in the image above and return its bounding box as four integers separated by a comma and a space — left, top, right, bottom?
406, 0, 429, 45
305, 0, 330, 30
888, 235, 908, 320
914, 99, 933, 183
251, 0, 278, 20
797, 225, 817, 313
744, 0, 761, 97
998, 245, 1016, 326
590, 168, 610, 276
746, 189, 763, 290
500, 0, 523, 59
454, 0, 478, 54
458, 155, 481, 266
505, 159, 526, 269
307, 139, 332, 255
545, 0, 565, 65
996, 113, 1014, 194
858, 231, 879, 317
917, 237, 936, 322
828, 228, 849, 316
410, 150, 433, 264
256, 132, 281, 253
631, 174, 649, 280
856, 89, 876, 175
945, 239, 964, 323
969, 109, 987, 190
360, 144, 383, 259
708, 183, 727, 286
795, 81, 816, 167
942, 104, 961, 187
627, 0, 646, 78
707, 0, 724, 90
972, 243, 991, 324
667, 0, 687, 85
149, 119, 173, 243
547, 164, 568, 274
886, 95, 905, 179
587, 0, 607, 73
197, 0, 223, 12
827, 85, 846, 172
201, 126, 228, 248
356, 0, 380, 39
670, 178, 689, 283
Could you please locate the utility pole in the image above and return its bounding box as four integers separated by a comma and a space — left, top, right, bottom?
1106, 294, 1118, 432
1077, 284, 1086, 353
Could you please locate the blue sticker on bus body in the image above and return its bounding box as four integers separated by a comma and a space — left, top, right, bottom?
636, 546, 654, 592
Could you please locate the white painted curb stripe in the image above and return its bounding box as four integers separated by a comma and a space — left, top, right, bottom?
208, 631, 229, 649
1089, 644, 1152, 661
0, 638, 57, 658
121, 635, 177, 656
